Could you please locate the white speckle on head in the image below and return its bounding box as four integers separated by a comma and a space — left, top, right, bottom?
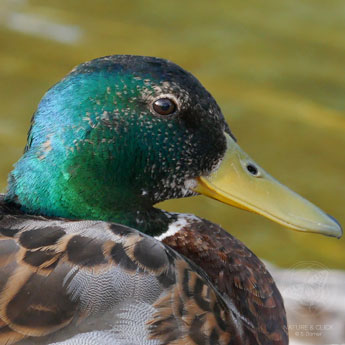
210, 154, 224, 174
101, 111, 109, 120
180, 178, 198, 197
184, 178, 197, 190
155, 213, 200, 241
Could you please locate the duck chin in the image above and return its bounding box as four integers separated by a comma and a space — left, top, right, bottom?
150, 178, 198, 204
182, 179, 199, 197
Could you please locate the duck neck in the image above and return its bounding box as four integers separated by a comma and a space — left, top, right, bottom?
6, 156, 177, 237
104, 206, 178, 237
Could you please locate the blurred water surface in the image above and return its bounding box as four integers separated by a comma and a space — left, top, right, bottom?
0, 0, 344, 268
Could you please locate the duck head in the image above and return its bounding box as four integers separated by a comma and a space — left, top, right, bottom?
7, 55, 342, 238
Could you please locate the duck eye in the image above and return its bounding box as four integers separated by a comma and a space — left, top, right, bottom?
152, 98, 177, 115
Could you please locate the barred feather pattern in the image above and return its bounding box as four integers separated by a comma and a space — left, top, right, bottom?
0, 199, 252, 345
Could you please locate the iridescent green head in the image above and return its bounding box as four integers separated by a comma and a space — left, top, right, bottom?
7, 55, 231, 234
7, 55, 342, 238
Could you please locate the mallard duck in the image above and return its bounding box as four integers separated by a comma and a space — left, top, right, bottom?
0, 55, 341, 345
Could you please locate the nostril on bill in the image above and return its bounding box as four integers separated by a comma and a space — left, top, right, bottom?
246, 163, 259, 176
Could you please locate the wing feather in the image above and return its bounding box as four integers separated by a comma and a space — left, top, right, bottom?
0, 204, 241, 345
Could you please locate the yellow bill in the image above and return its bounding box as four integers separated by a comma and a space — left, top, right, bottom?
194, 133, 342, 238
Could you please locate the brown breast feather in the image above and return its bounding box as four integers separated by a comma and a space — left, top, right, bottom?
162, 218, 289, 345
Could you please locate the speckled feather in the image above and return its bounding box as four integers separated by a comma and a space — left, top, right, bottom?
0, 198, 250, 345
0, 199, 288, 345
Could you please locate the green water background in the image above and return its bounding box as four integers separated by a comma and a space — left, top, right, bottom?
0, 0, 344, 269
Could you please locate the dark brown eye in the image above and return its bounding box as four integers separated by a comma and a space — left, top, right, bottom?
152, 98, 177, 115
